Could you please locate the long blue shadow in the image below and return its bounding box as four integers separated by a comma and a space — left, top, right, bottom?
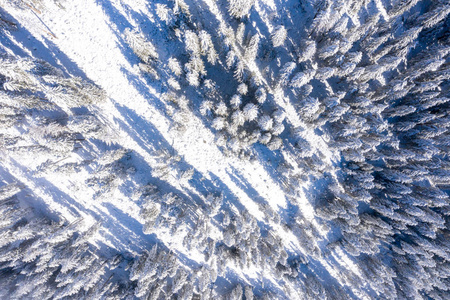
0, 8, 89, 79
226, 165, 269, 207
113, 101, 171, 153
207, 171, 247, 214
10, 158, 97, 218
102, 202, 158, 247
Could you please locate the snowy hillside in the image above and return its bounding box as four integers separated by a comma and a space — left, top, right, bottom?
0, 0, 449, 299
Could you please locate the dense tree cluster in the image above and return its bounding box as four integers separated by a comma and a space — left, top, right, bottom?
0, 182, 129, 299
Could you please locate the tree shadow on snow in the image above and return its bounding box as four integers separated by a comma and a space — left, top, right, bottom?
226, 165, 269, 208
0, 7, 90, 80
113, 101, 170, 154
101, 202, 159, 252
9, 158, 97, 219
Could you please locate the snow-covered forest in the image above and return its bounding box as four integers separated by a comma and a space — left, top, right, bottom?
0, 0, 449, 299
